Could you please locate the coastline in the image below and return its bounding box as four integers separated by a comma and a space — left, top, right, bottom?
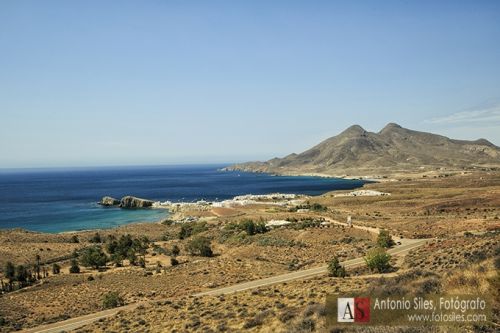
0, 169, 368, 235
220, 167, 388, 182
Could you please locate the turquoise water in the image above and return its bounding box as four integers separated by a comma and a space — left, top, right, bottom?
0, 164, 366, 233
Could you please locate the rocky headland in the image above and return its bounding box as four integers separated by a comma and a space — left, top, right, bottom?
99, 196, 154, 208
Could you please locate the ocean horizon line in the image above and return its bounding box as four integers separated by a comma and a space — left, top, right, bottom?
0, 162, 237, 174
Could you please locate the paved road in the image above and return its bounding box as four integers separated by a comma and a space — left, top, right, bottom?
19, 230, 428, 333
19, 302, 144, 333
193, 238, 427, 297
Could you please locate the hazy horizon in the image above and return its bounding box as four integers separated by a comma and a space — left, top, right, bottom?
1, 1, 500, 168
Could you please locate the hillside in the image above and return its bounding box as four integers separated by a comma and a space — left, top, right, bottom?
225, 123, 500, 177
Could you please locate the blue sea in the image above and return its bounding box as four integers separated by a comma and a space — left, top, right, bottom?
0, 165, 365, 233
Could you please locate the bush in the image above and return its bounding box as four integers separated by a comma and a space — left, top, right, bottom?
311, 203, 327, 212
297, 318, 316, 331
171, 244, 180, 257
291, 217, 323, 230
161, 219, 174, 225
69, 259, 80, 273
52, 263, 61, 274
240, 220, 269, 236
179, 222, 207, 240
89, 232, 102, 243
327, 257, 346, 277
170, 257, 179, 266
365, 248, 392, 273
186, 236, 213, 257
102, 291, 124, 309
227, 219, 268, 236
377, 229, 395, 248
69, 235, 79, 243
4, 261, 15, 282
80, 246, 108, 269
15, 265, 28, 286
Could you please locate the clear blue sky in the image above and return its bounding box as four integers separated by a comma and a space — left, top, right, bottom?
1, 1, 499, 168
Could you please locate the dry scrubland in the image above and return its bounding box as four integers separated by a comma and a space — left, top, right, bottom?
0, 171, 499, 332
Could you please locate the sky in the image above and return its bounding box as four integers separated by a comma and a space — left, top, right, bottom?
1, 0, 499, 168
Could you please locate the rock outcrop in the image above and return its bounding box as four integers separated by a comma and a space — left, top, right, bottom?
99, 196, 120, 206
119, 196, 154, 208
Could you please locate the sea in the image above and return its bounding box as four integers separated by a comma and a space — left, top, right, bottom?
0, 164, 366, 233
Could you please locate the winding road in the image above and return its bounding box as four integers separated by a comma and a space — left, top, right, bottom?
19, 220, 429, 333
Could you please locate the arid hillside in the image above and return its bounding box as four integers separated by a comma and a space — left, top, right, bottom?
226, 123, 500, 177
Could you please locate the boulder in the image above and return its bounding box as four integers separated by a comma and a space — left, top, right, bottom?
99, 196, 120, 206
119, 196, 154, 208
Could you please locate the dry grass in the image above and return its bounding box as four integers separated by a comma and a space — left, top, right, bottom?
0, 171, 499, 332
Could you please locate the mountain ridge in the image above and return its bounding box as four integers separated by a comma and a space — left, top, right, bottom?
225, 123, 500, 177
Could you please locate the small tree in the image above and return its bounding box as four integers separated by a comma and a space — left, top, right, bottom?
126, 249, 137, 266
15, 265, 28, 287
311, 203, 327, 212
239, 219, 268, 236
35, 254, 41, 280
170, 257, 179, 266
106, 239, 118, 255
186, 236, 213, 257
4, 262, 15, 289
364, 248, 391, 273
327, 256, 346, 277
110, 253, 123, 267
90, 232, 102, 243
179, 224, 193, 240
171, 244, 180, 257
80, 246, 108, 269
242, 219, 256, 235
377, 229, 395, 248
69, 259, 81, 273
52, 263, 61, 274
102, 291, 124, 309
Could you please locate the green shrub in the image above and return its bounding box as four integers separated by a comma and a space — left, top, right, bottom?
69, 259, 80, 273
311, 203, 327, 212
230, 219, 268, 236
171, 244, 180, 256
170, 257, 179, 266
69, 235, 79, 243
377, 229, 395, 248
161, 219, 174, 225
52, 263, 61, 274
186, 236, 213, 257
105, 234, 150, 266
80, 246, 108, 269
89, 232, 102, 243
365, 248, 391, 273
327, 256, 346, 277
4, 261, 15, 282
102, 291, 124, 309
179, 221, 207, 239
291, 217, 322, 230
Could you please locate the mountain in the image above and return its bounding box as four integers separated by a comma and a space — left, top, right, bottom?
225, 123, 500, 177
